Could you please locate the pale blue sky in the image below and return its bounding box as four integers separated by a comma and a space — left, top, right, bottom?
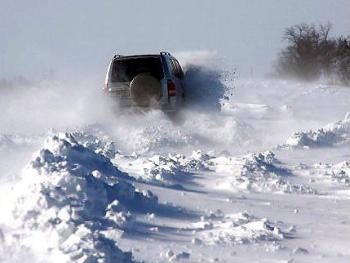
1, 0, 349, 79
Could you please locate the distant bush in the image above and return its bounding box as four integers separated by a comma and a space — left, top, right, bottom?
335, 36, 350, 84
275, 23, 350, 84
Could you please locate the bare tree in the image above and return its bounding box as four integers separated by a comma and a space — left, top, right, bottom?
335, 36, 350, 84
276, 23, 341, 81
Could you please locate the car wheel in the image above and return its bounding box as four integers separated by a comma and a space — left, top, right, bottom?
130, 73, 161, 107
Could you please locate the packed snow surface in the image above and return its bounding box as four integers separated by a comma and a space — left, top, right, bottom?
1, 53, 350, 262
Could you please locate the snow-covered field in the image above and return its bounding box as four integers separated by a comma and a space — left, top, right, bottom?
0, 54, 349, 262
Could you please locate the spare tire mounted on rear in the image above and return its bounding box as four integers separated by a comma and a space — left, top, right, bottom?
130, 73, 161, 107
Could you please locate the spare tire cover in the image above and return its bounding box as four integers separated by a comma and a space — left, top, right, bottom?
130, 73, 161, 107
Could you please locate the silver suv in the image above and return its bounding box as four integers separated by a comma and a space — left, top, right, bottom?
104, 52, 185, 112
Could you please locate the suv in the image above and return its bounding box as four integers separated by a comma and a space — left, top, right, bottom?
104, 52, 185, 112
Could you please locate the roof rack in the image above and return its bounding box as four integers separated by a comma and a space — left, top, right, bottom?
160, 51, 171, 56
113, 54, 122, 58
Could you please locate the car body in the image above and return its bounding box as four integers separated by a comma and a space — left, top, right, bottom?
104, 52, 185, 112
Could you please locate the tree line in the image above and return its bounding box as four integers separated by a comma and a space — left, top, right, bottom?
275, 23, 350, 84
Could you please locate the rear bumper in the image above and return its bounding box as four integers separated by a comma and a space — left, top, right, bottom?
110, 95, 178, 113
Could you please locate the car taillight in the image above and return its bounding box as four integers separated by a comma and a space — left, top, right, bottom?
167, 80, 176, 96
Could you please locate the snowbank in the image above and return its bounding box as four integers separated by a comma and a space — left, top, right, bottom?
284, 112, 350, 148
115, 150, 314, 194
3, 133, 159, 263
212, 151, 315, 194
114, 150, 211, 186
193, 211, 292, 246
71, 130, 117, 159
115, 154, 190, 186
312, 161, 350, 187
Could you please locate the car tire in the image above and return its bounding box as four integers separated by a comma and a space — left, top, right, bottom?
130, 73, 161, 107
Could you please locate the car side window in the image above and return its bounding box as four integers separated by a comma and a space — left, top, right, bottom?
170, 59, 177, 76
174, 60, 184, 79
171, 59, 184, 79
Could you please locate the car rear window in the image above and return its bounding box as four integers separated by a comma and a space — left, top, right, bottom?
111, 56, 164, 82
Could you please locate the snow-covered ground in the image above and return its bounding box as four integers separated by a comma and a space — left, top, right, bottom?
0, 54, 350, 262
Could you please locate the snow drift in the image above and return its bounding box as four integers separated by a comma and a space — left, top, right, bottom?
283, 112, 350, 148
3, 133, 160, 263
211, 151, 315, 194
114, 150, 315, 194
312, 161, 350, 187
193, 211, 292, 246
114, 150, 211, 186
